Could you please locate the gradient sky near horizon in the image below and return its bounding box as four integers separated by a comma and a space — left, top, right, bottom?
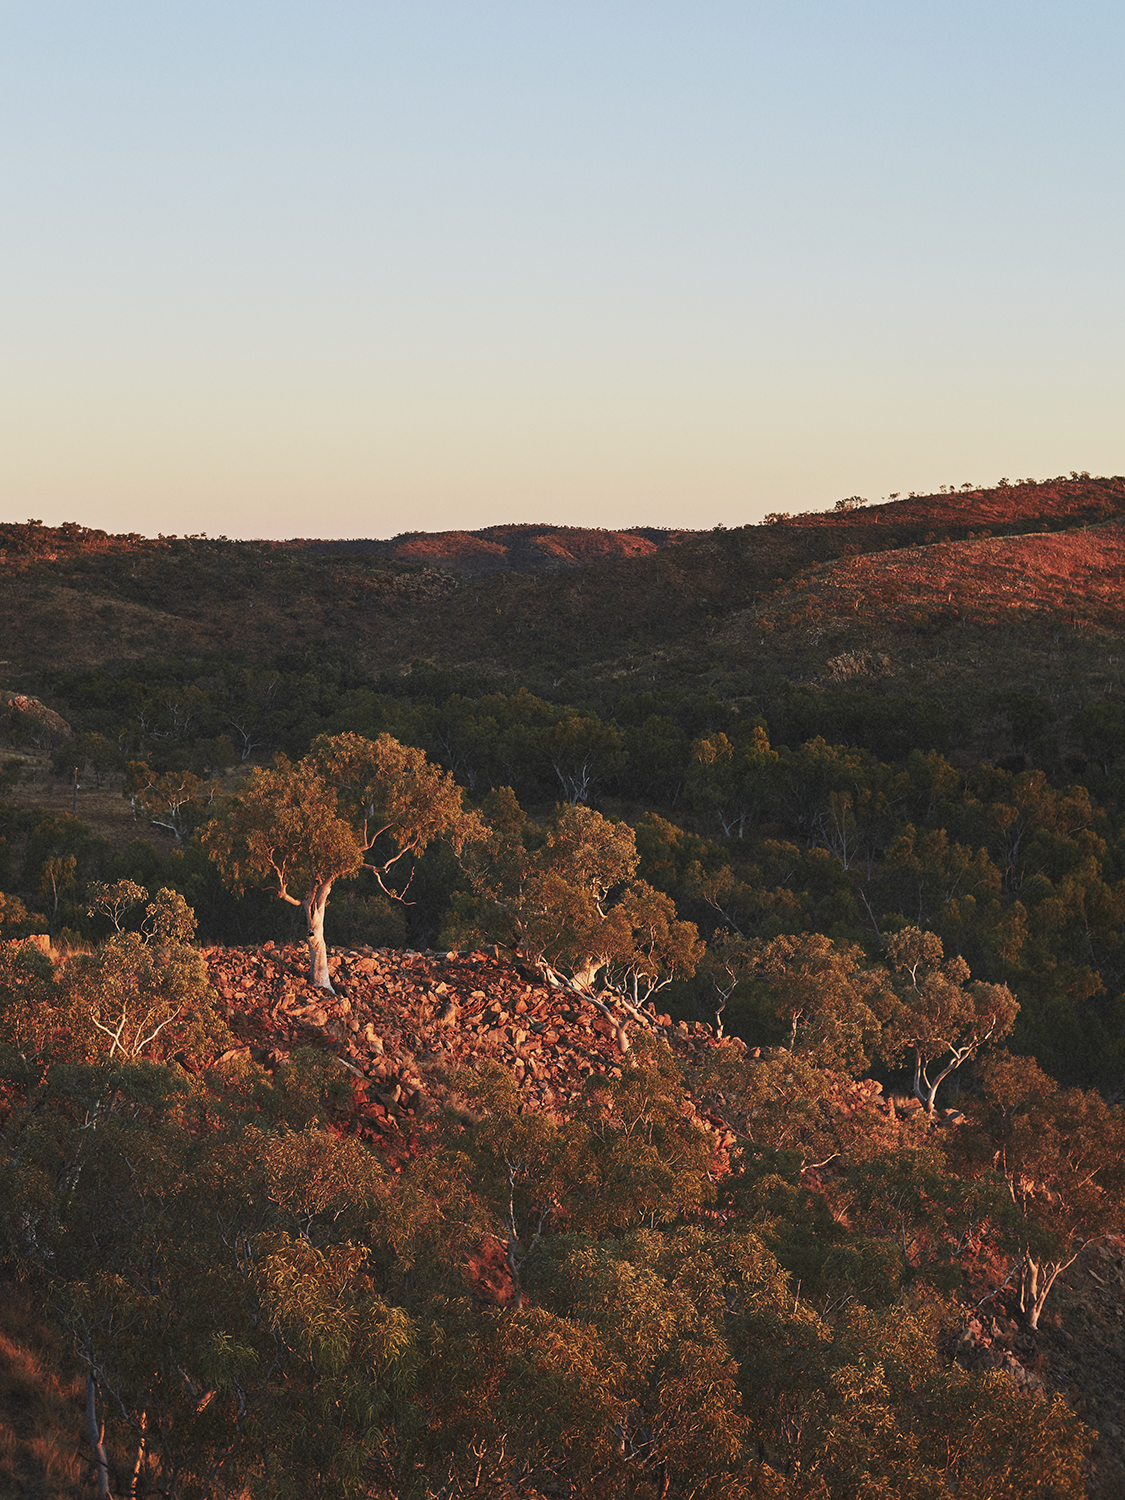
1, 2, 1122, 540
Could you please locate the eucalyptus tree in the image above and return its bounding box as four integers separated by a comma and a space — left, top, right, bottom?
448, 790, 701, 999
877, 926, 1019, 1113
203, 732, 479, 990
958, 1049, 1125, 1329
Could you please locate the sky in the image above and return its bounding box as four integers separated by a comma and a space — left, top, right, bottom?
0, 2, 1122, 540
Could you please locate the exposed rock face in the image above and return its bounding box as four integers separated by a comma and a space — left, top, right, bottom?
953, 1314, 1045, 1390
5, 695, 71, 737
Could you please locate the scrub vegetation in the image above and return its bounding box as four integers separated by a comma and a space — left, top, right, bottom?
2, 473, 1125, 1496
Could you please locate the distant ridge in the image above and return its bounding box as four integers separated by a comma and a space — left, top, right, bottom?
2, 474, 1124, 678
774, 472, 1125, 535
279, 523, 699, 578
277, 475, 1125, 577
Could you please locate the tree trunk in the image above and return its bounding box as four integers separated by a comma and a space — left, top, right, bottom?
570, 957, 604, 991
86, 1374, 113, 1500
505, 1223, 524, 1311
1022, 1255, 1066, 1330
302, 888, 335, 992
129, 1411, 147, 1498
1020, 1255, 1040, 1324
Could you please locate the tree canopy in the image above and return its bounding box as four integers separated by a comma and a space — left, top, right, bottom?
447, 792, 702, 1000
203, 732, 479, 988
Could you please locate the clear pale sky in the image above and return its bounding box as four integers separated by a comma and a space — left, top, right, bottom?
1, 3, 1121, 539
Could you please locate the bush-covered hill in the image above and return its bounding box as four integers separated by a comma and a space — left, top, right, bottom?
2, 475, 1123, 683
2, 473, 1125, 1496
280, 521, 698, 577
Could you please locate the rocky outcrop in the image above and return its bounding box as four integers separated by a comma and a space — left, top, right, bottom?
4, 695, 71, 738
199, 944, 967, 1162
953, 1313, 1045, 1390
201, 943, 733, 1159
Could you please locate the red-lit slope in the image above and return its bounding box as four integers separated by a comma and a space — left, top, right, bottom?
778, 518, 1125, 631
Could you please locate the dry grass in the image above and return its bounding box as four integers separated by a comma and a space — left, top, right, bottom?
0, 1276, 88, 1500
6, 752, 247, 856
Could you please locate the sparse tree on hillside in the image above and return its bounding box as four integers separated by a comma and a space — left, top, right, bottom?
756, 931, 888, 1074
125, 762, 219, 844
684, 727, 778, 839
87, 878, 148, 932
203, 732, 479, 990
546, 713, 625, 805
602, 881, 704, 1006
0, 888, 220, 1070
697, 927, 754, 1037
39, 853, 76, 941
0, 890, 30, 933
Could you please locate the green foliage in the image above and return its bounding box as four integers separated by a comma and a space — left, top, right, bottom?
53, 928, 224, 1067
20, 813, 111, 940
694, 1045, 900, 1176
50, 729, 126, 787
126, 762, 220, 843
0, 985, 1096, 1499
1071, 699, 1125, 774
204, 732, 479, 986
0, 1057, 412, 1500
0, 888, 31, 933
449, 792, 702, 995
954, 1049, 1125, 1327
455, 1037, 715, 1247
846, 1146, 1015, 1293
86, 876, 148, 931
878, 927, 1019, 1112
685, 725, 779, 839
0, 938, 59, 1068
753, 931, 887, 1072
